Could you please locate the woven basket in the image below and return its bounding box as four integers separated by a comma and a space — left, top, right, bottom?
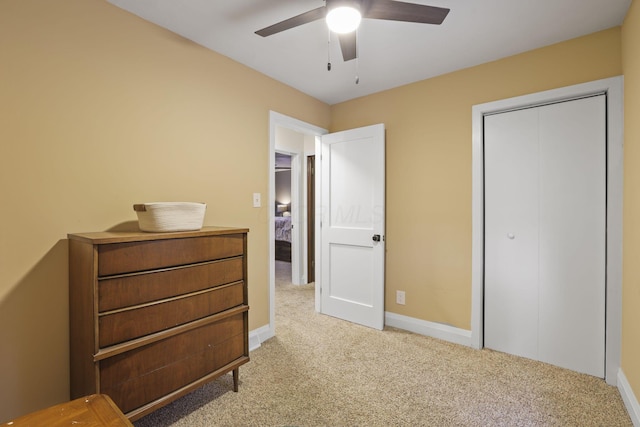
133, 202, 206, 232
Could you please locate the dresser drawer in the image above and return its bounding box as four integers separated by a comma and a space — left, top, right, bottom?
100, 317, 245, 414
98, 234, 244, 276
98, 257, 244, 312
99, 282, 244, 347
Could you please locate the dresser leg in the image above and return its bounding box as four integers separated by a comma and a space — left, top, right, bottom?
233, 368, 239, 392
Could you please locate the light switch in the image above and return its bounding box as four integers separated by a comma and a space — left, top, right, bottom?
253, 193, 261, 208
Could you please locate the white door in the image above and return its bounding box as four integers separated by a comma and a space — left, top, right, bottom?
484, 95, 606, 377
319, 124, 385, 330
484, 107, 541, 360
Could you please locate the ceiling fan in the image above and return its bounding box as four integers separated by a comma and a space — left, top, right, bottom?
255, 0, 450, 63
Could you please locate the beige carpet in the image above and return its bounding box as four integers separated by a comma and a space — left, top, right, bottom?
134, 261, 632, 426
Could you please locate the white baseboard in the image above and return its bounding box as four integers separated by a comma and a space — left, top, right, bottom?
618, 368, 640, 426
248, 324, 274, 352
385, 312, 473, 347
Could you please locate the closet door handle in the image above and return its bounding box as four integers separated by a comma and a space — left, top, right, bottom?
372, 234, 381, 242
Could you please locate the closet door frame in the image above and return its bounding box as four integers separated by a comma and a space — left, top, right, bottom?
471, 76, 623, 385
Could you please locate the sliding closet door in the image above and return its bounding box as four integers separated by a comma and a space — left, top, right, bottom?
484, 95, 606, 377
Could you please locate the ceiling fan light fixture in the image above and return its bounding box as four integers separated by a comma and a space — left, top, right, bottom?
326, 6, 361, 34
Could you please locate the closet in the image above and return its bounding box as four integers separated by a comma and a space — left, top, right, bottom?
484, 95, 606, 377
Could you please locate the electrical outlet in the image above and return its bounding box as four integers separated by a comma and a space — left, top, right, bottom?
396, 290, 406, 305
253, 193, 261, 208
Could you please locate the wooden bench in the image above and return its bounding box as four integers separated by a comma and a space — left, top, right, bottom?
4, 394, 132, 426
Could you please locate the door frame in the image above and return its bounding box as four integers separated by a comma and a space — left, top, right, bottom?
471, 76, 623, 385
307, 155, 316, 283
268, 111, 327, 335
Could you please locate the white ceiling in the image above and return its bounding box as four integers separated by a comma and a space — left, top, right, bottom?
107, 0, 631, 105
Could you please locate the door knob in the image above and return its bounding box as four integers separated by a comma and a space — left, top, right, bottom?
372, 234, 381, 242
507, 233, 515, 240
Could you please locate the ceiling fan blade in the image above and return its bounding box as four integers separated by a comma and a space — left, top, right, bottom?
363, 0, 450, 25
338, 32, 357, 62
255, 6, 327, 37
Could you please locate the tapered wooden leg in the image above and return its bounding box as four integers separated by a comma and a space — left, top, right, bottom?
233, 368, 239, 392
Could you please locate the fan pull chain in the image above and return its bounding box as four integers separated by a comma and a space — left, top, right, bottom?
327, 29, 332, 71
355, 29, 360, 84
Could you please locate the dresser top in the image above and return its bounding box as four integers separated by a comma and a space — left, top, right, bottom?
68, 226, 249, 244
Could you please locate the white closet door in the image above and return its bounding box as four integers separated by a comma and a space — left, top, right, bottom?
484, 95, 606, 378
537, 97, 606, 376
484, 108, 540, 361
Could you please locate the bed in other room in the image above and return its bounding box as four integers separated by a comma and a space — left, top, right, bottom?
275, 216, 291, 262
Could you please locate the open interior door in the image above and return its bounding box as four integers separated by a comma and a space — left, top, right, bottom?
319, 124, 385, 330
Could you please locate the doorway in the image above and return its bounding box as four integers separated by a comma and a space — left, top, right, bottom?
268, 112, 327, 338
275, 152, 293, 282
471, 76, 623, 385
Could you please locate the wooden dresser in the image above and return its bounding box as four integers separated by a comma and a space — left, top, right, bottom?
68, 226, 249, 421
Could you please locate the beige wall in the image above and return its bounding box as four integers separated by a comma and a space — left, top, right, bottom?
331, 27, 623, 330
0, 0, 330, 421
622, 0, 640, 407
